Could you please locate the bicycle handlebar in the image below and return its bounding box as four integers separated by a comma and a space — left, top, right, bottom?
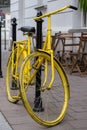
69, 5, 78, 10
34, 5, 78, 20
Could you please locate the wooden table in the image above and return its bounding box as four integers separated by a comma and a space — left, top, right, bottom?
68, 28, 87, 75
69, 28, 87, 33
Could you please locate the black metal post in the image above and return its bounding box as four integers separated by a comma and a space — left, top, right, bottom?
11, 17, 17, 46
33, 12, 44, 112
4, 20, 6, 50
11, 18, 17, 89
0, 21, 3, 78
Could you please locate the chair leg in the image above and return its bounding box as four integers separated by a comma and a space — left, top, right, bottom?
70, 55, 78, 74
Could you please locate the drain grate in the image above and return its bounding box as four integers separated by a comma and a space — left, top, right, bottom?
0, 112, 12, 130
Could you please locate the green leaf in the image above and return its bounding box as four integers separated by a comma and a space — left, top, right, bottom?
78, 0, 87, 12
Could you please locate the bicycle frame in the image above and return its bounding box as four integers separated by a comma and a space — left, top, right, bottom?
34, 5, 77, 51
11, 5, 77, 90
34, 5, 74, 89
12, 34, 31, 80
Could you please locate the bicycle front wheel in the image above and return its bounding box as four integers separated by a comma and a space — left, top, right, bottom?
20, 51, 70, 126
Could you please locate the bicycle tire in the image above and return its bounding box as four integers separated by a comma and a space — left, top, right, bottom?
20, 51, 70, 126
6, 46, 27, 103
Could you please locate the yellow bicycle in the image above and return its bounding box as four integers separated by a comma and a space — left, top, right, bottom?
19, 5, 77, 126
6, 27, 35, 103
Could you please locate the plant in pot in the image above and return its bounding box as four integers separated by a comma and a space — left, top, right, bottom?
78, 0, 87, 26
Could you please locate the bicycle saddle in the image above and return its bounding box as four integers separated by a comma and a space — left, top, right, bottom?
19, 26, 35, 33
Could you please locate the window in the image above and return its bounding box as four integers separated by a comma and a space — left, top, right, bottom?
0, 0, 10, 7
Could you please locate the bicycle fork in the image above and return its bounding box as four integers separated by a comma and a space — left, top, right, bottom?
42, 50, 54, 90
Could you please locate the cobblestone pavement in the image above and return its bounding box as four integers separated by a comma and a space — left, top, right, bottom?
0, 49, 87, 130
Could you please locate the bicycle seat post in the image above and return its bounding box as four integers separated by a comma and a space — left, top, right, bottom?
47, 15, 52, 50
27, 34, 31, 55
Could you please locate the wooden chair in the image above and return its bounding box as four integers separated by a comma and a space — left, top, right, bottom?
52, 32, 80, 69
70, 32, 87, 75
51, 32, 61, 51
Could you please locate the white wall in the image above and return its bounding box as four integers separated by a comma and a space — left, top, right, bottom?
10, 0, 37, 40
47, 0, 78, 33
10, 0, 19, 19
10, 0, 82, 40
24, 0, 37, 27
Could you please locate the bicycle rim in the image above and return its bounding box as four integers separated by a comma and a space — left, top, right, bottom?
6, 47, 27, 103
20, 51, 70, 126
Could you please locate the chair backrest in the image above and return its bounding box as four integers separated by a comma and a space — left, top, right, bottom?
81, 32, 87, 41
79, 32, 87, 53
51, 32, 61, 51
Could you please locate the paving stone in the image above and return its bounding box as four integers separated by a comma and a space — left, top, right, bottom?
0, 112, 12, 130
69, 120, 87, 129
12, 123, 74, 130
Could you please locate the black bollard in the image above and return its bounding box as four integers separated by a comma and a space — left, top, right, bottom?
11, 18, 17, 89
0, 21, 3, 78
11, 17, 17, 47
33, 12, 44, 112
4, 20, 6, 50
3, 19, 6, 50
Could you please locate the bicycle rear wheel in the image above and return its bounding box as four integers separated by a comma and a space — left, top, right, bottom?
20, 51, 70, 126
6, 47, 27, 103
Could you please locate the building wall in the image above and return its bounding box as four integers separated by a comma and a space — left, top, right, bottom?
10, 0, 84, 40
10, 0, 19, 19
